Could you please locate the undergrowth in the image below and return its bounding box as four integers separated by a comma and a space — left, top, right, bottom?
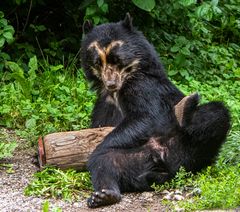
0, 56, 95, 145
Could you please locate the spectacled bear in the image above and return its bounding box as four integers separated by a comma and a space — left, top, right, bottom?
80, 13, 230, 208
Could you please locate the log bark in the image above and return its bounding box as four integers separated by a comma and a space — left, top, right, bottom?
38, 127, 113, 170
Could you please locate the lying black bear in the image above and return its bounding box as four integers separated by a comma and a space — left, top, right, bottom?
80, 13, 230, 208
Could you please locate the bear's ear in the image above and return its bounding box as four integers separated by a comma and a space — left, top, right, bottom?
82, 20, 93, 34
122, 13, 133, 30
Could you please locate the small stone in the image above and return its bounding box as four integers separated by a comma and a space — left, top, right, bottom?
161, 190, 170, 195
163, 194, 172, 200
174, 190, 182, 195
192, 188, 201, 195
73, 202, 82, 207
142, 192, 153, 199
184, 186, 193, 191
185, 192, 194, 198
175, 206, 184, 212
173, 194, 184, 201
140, 192, 154, 202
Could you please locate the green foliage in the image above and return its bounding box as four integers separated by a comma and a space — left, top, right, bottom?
178, 165, 240, 210
147, 0, 240, 82
84, 0, 109, 25
132, 0, 156, 11
0, 142, 17, 160
0, 56, 95, 143
152, 167, 194, 192
0, 11, 15, 71
25, 167, 92, 200
42, 201, 62, 212
0, 11, 15, 47
0, 129, 17, 161
153, 165, 240, 211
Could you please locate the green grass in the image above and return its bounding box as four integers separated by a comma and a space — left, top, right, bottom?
192, 164, 240, 210
25, 167, 92, 201
0, 142, 17, 160
153, 164, 240, 211
0, 129, 17, 161
42, 201, 62, 212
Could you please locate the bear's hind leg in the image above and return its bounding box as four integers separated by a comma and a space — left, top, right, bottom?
87, 151, 122, 208
186, 101, 230, 144
181, 101, 231, 172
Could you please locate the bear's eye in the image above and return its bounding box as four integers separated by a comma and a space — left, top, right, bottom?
107, 53, 120, 65
94, 58, 102, 67
124, 66, 132, 73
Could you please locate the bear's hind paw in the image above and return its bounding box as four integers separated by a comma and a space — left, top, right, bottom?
87, 189, 121, 208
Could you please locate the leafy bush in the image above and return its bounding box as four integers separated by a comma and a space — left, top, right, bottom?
0, 11, 15, 71
0, 56, 95, 143
142, 0, 240, 84
0, 11, 14, 47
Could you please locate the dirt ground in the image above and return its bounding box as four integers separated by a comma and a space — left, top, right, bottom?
0, 128, 168, 212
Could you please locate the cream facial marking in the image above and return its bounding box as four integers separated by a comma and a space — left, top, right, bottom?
106, 94, 123, 115
120, 59, 140, 81
105, 40, 124, 55
90, 66, 101, 78
121, 59, 140, 73
88, 41, 139, 92
88, 40, 124, 68
88, 41, 107, 67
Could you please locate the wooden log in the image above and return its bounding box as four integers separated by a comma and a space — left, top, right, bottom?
38, 127, 113, 170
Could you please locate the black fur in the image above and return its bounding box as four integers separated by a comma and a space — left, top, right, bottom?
80, 14, 230, 208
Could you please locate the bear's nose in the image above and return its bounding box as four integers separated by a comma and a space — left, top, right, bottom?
106, 81, 117, 91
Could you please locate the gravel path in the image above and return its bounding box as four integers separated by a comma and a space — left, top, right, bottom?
0, 129, 167, 212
